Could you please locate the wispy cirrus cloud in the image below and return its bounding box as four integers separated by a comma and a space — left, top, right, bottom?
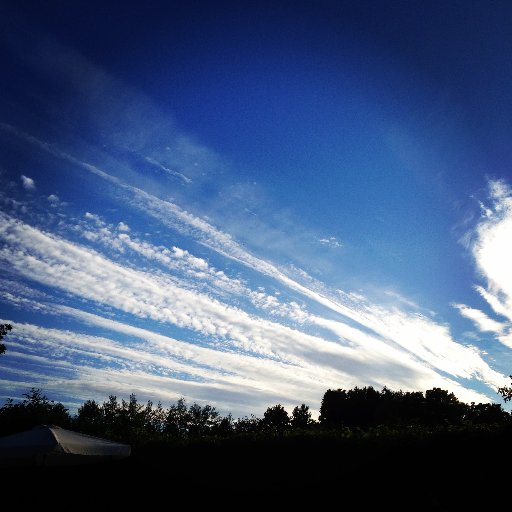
1, 4, 510, 420
473, 180, 512, 321
456, 179, 512, 349
79, 217, 310, 322
144, 156, 192, 185
20, 175, 35, 190
453, 304, 505, 334
0, 212, 342, 362
318, 236, 342, 248
1, 122, 509, 412
0, 205, 506, 414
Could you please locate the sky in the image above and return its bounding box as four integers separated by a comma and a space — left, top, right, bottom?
1, 0, 512, 420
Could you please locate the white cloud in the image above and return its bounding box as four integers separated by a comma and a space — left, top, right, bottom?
117, 222, 130, 232
20, 175, 35, 190
84, 212, 104, 225
48, 194, 59, 203
1, 123, 331, 309
2, 30, 508, 416
145, 156, 192, 184
496, 331, 512, 349
1, 211, 506, 409
318, 236, 342, 248
474, 285, 511, 320
0, 213, 346, 362
3, 303, 500, 418
453, 304, 506, 334
77, 222, 310, 323
471, 179, 512, 323
1, 124, 509, 411
454, 179, 512, 352
320, 302, 505, 391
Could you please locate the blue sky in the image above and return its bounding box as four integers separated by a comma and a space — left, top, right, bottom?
1, 0, 512, 419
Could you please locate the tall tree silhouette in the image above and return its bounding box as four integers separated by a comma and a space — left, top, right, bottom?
319, 386, 381, 428
0, 323, 12, 355
422, 387, 466, 426
262, 404, 290, 433
290, 404, 314, 429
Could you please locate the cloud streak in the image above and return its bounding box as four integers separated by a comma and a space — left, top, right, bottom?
456, 180, 512, 350
473, 180, 512, 322
0, 204, 506, 415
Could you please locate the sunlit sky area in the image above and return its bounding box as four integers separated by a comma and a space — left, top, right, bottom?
1, 1, 512, 419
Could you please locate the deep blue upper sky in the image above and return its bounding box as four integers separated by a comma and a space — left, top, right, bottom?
1, 1, 512, 418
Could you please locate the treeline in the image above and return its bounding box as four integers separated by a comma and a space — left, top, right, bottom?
0, 385, 510, 444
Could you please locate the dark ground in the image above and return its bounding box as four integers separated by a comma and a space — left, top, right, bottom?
1, 431, 507, 509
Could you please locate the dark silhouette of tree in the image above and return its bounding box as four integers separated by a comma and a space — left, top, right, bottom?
319, 388, 347, 427
421, 387, 467, 426
498, 377, 512, 402
211, 413, 235, 437
261, 404, 290, 433
0, 323, 12, 355
143, 400, 167, 434
319, 386, 484, 429
0, 387, 71, 436
3, 381, 511, 450
377, 387, 425, 426
188, 402, 221, 437
116, 393, 147, 441
464, 402, 511, 425
165, 397, 190, 437
290, 403, 314, 429
73, 399, 104, 435
234, 414, 261, 434
319, 386, 381, 428
100, 395, 122, 437
74, 394, 172, 442
73, 393, 235, 441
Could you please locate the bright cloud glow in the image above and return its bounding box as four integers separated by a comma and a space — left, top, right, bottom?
456, 180, 512, 352
472, 181, 512, 323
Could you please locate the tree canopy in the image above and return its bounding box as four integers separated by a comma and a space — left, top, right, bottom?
0, 383, 510, 443
0, 323, 12, 356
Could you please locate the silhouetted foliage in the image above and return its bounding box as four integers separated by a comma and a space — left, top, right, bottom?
422, 387, 466, 426
73, 393, 231, 443
318, 385, 502, 430
73, 393, 171, 443
1, 380, 511, 512
498, 376, 512, 402
319, 386, 382, 428
2, 383, 510, 449
211, 413, 235, 437
262, 404, 290, 433
234, 414, 261, 434
143, 400, 167, 434
73, 399, 104, 436
464, 402, 511, 425
188, 402, 221, 436
164, 397, 190, 438
290, 403, 314, 429
0, 387, 71, 436
0, 323, 12, 356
